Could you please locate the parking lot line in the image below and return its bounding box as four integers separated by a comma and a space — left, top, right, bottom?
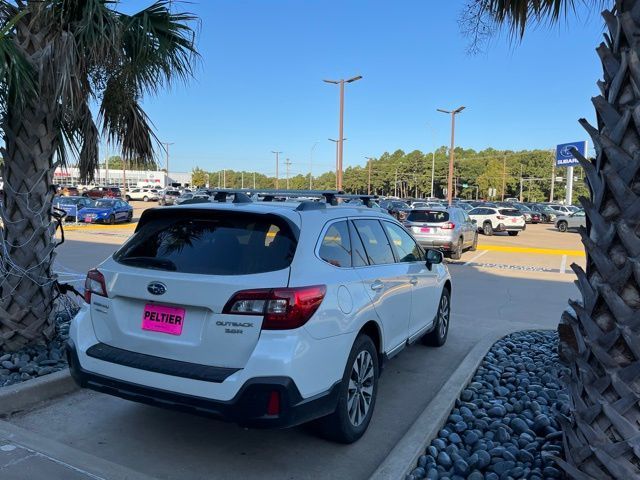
560, 255, 567, 274
478, 245, 585, 256
63, 223, 136, 232
463, 250, 488, 266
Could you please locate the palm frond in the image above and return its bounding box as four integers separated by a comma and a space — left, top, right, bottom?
0, 8, 35, 110
117, 0, 199, 95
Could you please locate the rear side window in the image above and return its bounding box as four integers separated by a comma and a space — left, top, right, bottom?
114, 212, 296, 275
319, 221, 352, 268
407, 210, 449, 223
383, 222, 424, 263
353, 219, 395, 265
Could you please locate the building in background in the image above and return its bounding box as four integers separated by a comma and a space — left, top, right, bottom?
53, 167, 191, 189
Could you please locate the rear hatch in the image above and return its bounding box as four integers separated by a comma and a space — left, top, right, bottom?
89, 208, 298, 368
405, 210, 452, 236
498, 208, 525, 225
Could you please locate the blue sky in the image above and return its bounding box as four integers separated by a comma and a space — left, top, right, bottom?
123, 1, 604, 176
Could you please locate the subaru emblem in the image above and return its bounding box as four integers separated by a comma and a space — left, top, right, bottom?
147, 282, 167, 296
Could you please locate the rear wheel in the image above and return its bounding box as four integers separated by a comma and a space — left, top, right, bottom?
423, 288, 451, 347
314, 334, 378, 444
143, 196, 149, 202
508, 231, 519, 237
470, 233, 478, 251
450, 238, 463, 260
483, 222, 493, 236
558, 221, 568, 232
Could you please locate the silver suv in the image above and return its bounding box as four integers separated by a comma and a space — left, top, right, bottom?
403, 207, 478, 259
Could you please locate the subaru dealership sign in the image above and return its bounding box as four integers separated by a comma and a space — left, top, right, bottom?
555, 141, 587, 167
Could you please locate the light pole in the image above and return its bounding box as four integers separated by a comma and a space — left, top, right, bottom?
425, 122, 437, 198
271, 150, 282, 189
329, 138, 346, 190
161, 141, 174, 188
285, 158, 292, 189
365, 156, 374, 195
323, 75, 362, 190
309, 141, 319, 189
437, 106, 465, 205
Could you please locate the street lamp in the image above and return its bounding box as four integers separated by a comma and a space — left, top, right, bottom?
271, 150, 282, 189
437, 106, 465, 205
324, 75, 362, 190
329, 138, 346, 190
425, 123, 437, 198
309, 141, 319, 189
365, 156, 374, 195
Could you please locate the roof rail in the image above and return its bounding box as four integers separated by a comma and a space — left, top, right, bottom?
249, 190, 379, 208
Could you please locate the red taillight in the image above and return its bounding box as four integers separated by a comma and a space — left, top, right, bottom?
267, 391, 280, 415
84, 269, 107, 303
441, 222, 455, 229
497, 215, 506, 220
223, 285, 326, 330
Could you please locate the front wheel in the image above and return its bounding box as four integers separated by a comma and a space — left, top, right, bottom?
108, 215, 115, 225
450, 238, 463, 260
125, 195, 131, 202
126, 212, 133, 223
423, 288, 451, 347
558, 221, 568, 232
470, 233, 478, 251
483, 222, 493, 236
508, 231, 519, 237
314, 335, 379, 444
143, 196, 149, 202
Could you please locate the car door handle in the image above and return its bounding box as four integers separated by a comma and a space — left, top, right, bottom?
409, 277, 418, 285
370, 281, 384, 291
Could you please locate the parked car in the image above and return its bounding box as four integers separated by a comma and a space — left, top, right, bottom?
83, 186, 122, 199
555, 210, 586, 232
53, 196, 92, 221
528, 204, 558, 223
159, 189, 181, 205
380, 199, 410, 221
77, 199, 133, 224
468, 207, 526, 236
403, 207, 477, 260
548, 204, 573, 215
125, 188, 159, 202
69, 200, 452, 443
57, 185, 80, 197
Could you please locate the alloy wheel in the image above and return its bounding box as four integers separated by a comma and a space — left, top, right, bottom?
347, 350, 375, 427
439, 294, 450, 338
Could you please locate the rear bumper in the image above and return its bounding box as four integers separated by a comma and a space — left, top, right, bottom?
496, 223, 526, 232
415, 238, 454, 250
66, 340, 340, 428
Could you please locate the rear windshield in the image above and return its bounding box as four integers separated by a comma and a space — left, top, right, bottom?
406, 210, 449, 223
114, 212, 297, 275
499, 209, 521, 216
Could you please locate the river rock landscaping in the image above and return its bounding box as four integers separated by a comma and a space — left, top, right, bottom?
0, 309, 74, 387
406, 330, 568, 480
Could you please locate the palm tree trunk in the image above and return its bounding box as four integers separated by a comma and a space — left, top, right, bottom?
557, 1, 640, 478
0, 99, 58, 351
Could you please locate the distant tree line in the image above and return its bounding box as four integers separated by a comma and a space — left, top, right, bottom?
191, 146, 588, 202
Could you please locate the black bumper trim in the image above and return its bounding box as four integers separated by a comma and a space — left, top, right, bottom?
67, 340, 340, 428
86, 342, 239, 383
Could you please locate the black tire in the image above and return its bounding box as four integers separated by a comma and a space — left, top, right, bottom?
558, 221, 568, 233
483, 222, 493, 236
108, 215, 115, 225
143, 196, 149, 202
423, 288, 451, 347
470, 233, 478, 252
450, 238, 463, 260
314, 334, 379, 444
508, 231, 519, 237
125, 195, 131, 202
126, 212, 133, 223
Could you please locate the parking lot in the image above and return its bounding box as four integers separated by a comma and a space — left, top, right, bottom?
0, 204, 585, 480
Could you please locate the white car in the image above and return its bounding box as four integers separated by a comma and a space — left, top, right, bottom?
125, 188, 159, 202
468, 206, 526, 236
67, 198, 452, 443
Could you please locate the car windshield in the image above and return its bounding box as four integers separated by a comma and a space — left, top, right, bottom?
114, 211, 297, 275
499, 209, 521, 216
54, 197, 79, 205
392, 201, 409, 209
91, 200, 115, 208
406, 210, 449, 223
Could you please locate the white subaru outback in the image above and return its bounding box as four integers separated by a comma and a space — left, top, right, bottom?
67, 196, 452, 443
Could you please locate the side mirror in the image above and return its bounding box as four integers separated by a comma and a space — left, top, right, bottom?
471, 219, 477, 224
425, 249, 443, 270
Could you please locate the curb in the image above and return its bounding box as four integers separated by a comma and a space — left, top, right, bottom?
370, 331, 507, 480
0, 368, 78, 417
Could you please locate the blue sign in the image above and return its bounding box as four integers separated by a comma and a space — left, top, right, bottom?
555, 141, 587, 167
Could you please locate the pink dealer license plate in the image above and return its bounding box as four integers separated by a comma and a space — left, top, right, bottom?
142, 304, 186, 336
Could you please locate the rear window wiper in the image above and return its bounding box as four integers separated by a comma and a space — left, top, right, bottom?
119, 256, 177, 271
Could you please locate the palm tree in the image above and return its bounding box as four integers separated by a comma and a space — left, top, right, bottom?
0, 0, 197, 351
463, 0, 638, 477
